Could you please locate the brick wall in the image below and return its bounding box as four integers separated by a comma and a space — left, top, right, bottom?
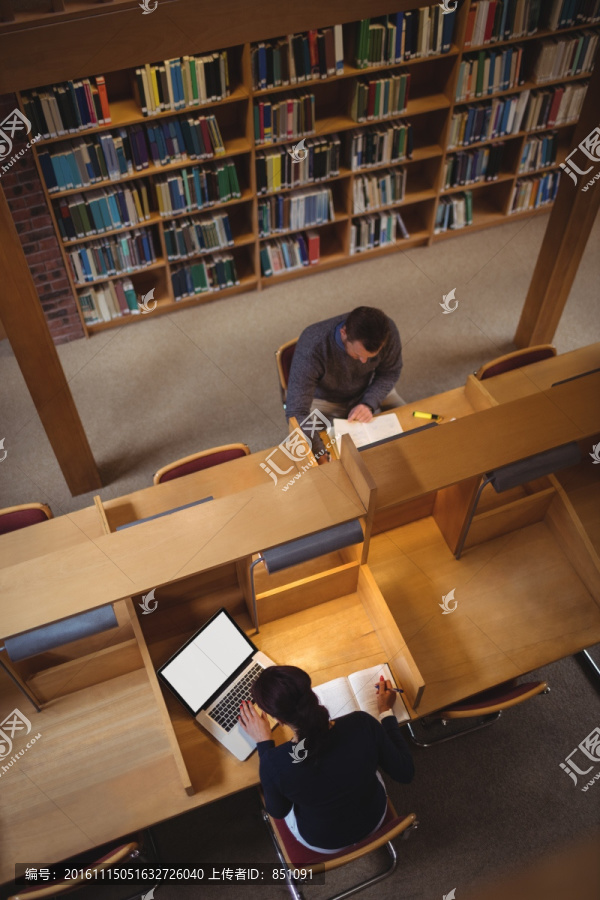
0, 92, 84, 344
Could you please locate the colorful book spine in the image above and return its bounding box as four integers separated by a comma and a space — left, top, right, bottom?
257, 187, 334, 236
434, 191, 474, 232
349, 121, 413, 169
510, 170, 561, 211
355, 6, 456, 66
255, 135, 341, 193
353, 167, 407, 214
163, 213, 234, 260
134, 50, 230, 116
66, 228, 158, 283
260, 232, 313, 275
349, 211, 406, 254
443, 143, 505, 187
170, 253, 239, 299
253, 93, 316, 144
350, 74, 411, 122
519, 131, 558, 171
154, 160, 241, 215
21, 76, 112, 139
251, 25, 344, 89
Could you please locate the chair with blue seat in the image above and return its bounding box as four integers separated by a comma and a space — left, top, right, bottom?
261, 794, 417, 900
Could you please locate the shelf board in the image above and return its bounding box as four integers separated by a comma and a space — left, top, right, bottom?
47, 143, 252, 199
33, 85, 250, 147
86, 274, 259, 332
167, 232, 256, 262
351, 143, 444, 172
259, 212, 348, 240
432, 202, 551, 241
160, 188, 254, 221
249, 47, 461, 97
353, 185, 437, 216
350, 228, 430, 257
441, 173, 515, 195
454, 70, 592, 107
257, 169, 351, 197
74, 259, 165, 288
465, 21, 600, 54
261, 251, 347, 283
447, 119, 579, 153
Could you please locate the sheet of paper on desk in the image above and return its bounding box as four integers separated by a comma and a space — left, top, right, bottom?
331, 414, 403, 450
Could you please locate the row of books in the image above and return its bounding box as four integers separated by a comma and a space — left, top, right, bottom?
455, 46, 524, 102
134, 52, 230, 116
255, 136, 341, 193
353, 168, 407, 214
22, 77, 110, 139
350, 74, 411, 123
55, 183, 152, 242
260, 232, 320, 276
163, 213, 234, 260
154, 162, 241, 215
510, 171, 561, 211
521, 82, 588, 129
67, 229, 158, 284
251, 27, 344, 89
448, 82, 587, 146
355, 8, 456, 67
254, 94, 316, 144
443, 144, 506, 188
546, 0, 600, 30
465, 1, 543, 47
349, 122, 413, 170
37, 115, 225, 194
531, 31, 598, 83
434, 192, 474, 232
258, 187, 334, 236
518, 132, 559, 171
79, 278, 141, 325
349, 211, 410, 254
171, 255, 239, 299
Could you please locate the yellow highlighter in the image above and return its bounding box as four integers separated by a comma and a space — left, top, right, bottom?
412, 410, 444, 422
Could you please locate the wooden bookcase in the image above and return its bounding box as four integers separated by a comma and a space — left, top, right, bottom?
17, 3, 598, 335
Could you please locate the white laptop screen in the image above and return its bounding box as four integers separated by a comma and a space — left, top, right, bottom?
158, 609, 255, 714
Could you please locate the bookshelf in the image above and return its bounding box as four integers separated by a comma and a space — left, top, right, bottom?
16, 3, 599, 335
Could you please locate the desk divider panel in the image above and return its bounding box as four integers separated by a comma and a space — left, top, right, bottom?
546, 477, 600, 607
357, 565, 425, 712
464, 374, 500, 410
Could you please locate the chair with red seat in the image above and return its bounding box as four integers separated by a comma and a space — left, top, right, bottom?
0, 502, 52, 535
261, 793, 417, 900
153, 443, 251, 485
7, 831, 159, 900
475, 344, 556, 380
406, 679, 550, 747
275, 338, 298, 411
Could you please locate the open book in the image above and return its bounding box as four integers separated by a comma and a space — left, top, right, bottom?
331, 413, 403, 450
313, 664, 410, 724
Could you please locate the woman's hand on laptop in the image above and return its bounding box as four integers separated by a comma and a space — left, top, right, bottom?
238, 700, 272, 742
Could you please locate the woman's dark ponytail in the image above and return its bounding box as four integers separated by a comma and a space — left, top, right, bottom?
251, 666, 331, 758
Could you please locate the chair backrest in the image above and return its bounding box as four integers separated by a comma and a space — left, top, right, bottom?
488, 441, 581, 493
268, 800, 416, 872
275, 338, 298, 405
4, 606, 118, 662
0, 503, 52, 535
8, 841, 140, 899
476, 345, 556, 380
441, 680, 548, 718
153, 443, 250, 485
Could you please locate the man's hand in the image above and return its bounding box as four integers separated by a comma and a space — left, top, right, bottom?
238, 700, 272, 742
376, 676, 396, 714
348, 404, 373, 423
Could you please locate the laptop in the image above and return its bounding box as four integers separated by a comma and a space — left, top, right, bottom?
157, 607, 276, 761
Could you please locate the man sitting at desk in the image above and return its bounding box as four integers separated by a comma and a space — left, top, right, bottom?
286, 306, 403, 458
239, 665, 414, 853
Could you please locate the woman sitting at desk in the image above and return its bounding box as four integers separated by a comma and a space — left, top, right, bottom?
238, 665, 414, 853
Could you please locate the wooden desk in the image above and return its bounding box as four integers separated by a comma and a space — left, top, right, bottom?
2, 349, 600, 885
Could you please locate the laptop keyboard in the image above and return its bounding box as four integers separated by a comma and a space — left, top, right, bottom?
209, 663, 264, 732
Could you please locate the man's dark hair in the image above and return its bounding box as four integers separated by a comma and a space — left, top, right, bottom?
344, 307, 389, 353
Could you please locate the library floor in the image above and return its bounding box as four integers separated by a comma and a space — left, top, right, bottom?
1, 211, 600, 899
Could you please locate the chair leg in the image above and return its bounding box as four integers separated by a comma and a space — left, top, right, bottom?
261, 811, 306, 900
406, 713, 501, 747
575, 650, 600, 688
326, 842, 398, 900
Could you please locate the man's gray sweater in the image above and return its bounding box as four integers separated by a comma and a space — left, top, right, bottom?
285, 312, 403, 452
